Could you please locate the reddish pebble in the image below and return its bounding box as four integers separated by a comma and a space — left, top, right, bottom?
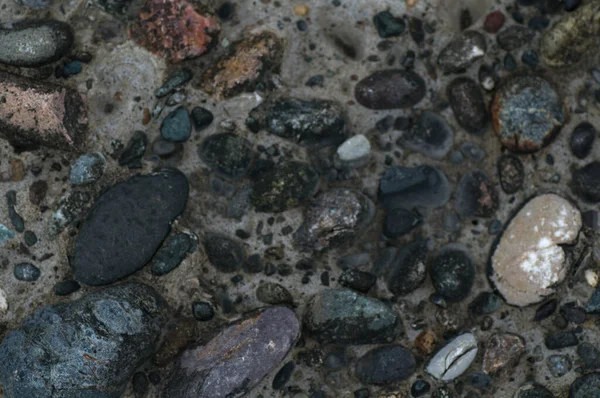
484, 10, 505, 34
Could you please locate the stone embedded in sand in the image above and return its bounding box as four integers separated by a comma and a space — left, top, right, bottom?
437, 31, 487, 74
0, 70, 87, 152
489, 194, 582, 307
129, 0, 220, 63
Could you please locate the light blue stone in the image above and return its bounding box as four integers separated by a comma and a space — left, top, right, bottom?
0, 224, 15, 246
70, 152, 106, 185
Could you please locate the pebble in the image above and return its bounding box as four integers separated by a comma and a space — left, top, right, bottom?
491, 194, 581, 306
447, 77, 488, 135
522, 49, 539, 68
0, 288, 7, 314
547, 355, 572, 378
13, 263, 41, 282
249, 97, 346, 146
204, 234, 245, 273
564, 0, 582, 11
570, 373, 600, 397
119, 131, 147, 168
6, 191, 24, 233
49, 191, 92, 235
515, 382, 555, 398
339, 269, 376, 293
454, 170, 499, 218
191, 301, 215, 321
53, 279, 81, 296
163, 307, 299, 397
337, 134, 371, 162
437, 31, 487, 74
251, 161, 319, 213
535, 299, 558, 321
402, 111, 453, 159
256, 282, 294, 305
0, 283, 165, 397
373, 11, 405, 38
585, 283, 600, 313
152, 139, 178, 158
166, 91, 186, 106
484, 10, 506, 33
191, 106, 214, 131
383, 208, 422, 238
497, 25, 535, 51
150, 233, 195, 276
273, 362, 295, 390
570, 122, 596, 159
161, 106, 192, 143
482, 333, 526, 374
571, 161, 600, 203
379, 165, 450, 209
540, 1, 600, 67
0, 224, 15, 246
355, 346, 415, 385
72, 169, 189, 285
469, 292, 501, 315
430, 247, 475, 302
10, 159, 25, 182
497, 154, 524, 193
132, 372, 149, 396
199, 133, 254, 179
354, 70, 426, 109
70, 152, 107, 185
0, 20, 74, 67
387, 240, 428, 296
577, 343, 600, 370
155, 69, 193, 98
411, 380, 431, 397
545, 331, 578, 349
460, 142, 486, 162
504, 53, 518, 71
492, 75, 566, 153
560, 303, 586, 324
426, 333, 478, 381
304, 289, 398, 344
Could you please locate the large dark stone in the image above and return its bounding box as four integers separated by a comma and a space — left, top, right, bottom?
447, 77, 488, 135
383, 208, 422, 238
354, 70, 426, 109
570, 122, 596, 159
71, 169, 189, 285
304, 289, 398, 344
163, 307, 299, 398
355, 345, 416, 385
430, 248, 475, 302
570, 373, 600, 398
0, 283, 166, 398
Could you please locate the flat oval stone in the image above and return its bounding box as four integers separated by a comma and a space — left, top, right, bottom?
489, 194, 582, 306
162, 307, 299, 398
198, 133, 255, 179
426, 333, 478, 381
402, 111, 453, 159
204, 234, 245, 273
304, 289, 398, 344
0, 20, 74, 67
354, 70, 426, 109
492, 75, 566, 153
0, 283, 166, 398
437, 31, 487, 73
161, 107, 191, 143
497, 25, 535, 51
379, 165, 450, 210
13, 263, 41, 281
355, 345, 415, 385
570, 122, 596, 159
454, 170, 499, 218
447, 77, 488, 135
497, 154, 524, 194
72, 169, 189, 285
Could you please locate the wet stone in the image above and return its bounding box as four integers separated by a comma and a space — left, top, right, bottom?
469, 292, 501, 315
402, 111, 453, 159
256, 282, 294, 305
547, 354, 572, 378
72, 169, 189, 285
454, 170, 499, 218
249, 97, 346, 146
150, 233, 195, 276
437, 31, 487, 74
355, 345, 415, 385
119, 131, 147, 168
492, 75, 566, 153
191, 106, 214, 132
14, 263, 41, 282
545, 331, 578, 349
0, 283, 165, 398
497, 25, 535, 51
163, 307, 299, 397
482, 333, 526, 375
304, 289, 398, 344
0, 20, 74, 67
204, 234, 245, 273
497, 154, 524, 194
161, 107, 191, 143
447, 77, 488, 135
373, 11, 405, 38
251, 161, 319, 213
339, 269, 376, 293
572, 161, 600, 203
53, 280, 81, 296
155, 69, 193, 98
383, 208, 422, 238
199, 133, 254, 179
490, 194, 581, 306
430, 247, 475, 302
515, 382, 555, 398
426, 333, 478, 381
70, 152, 106, 185
387, 240, 428, 296
570, 373, 600, 398
379, 165, 450, 209
570, 122, 596, 159
191, 301, 214, 321
294, 189, 373, 251
354, 69, 426, 109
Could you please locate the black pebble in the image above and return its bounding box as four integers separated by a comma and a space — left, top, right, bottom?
204, 235, 245, 273
297, 20, 308, 31
572, 161, 600, 202
272, 361, 295, 389
14, 263, 41, 281
564, 0, 581, 11
132, 372, 149, 397
544, 331, 578, 349
430, 249, 475, 302
24, 230, 37, 246
54, 280, 81, 296
373, 11, 405, 38
383, 208, 422, 238
192, 301, 215, 321
498, 154, 524, 194
412, 379, 431, 397
191, 107, 214, 132
217, 2, 234, 20
504, 54, 517, 71
534, 299, 557, 321
570, 122, 596, 159
339, 269, 376, 293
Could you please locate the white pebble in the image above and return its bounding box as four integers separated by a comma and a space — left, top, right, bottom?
0, 288, 8, 314
337, 134, 371, 162
586, 270, 599, 288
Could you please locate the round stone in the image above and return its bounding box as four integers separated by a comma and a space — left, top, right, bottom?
191, 301, 215, 321
571, 161, 600, 202
515, 382, 555, 398
570, 122, 596, 159
447, 77, 488, 135
354, 69, 426, 109
191, 106, 214, 131
203, 234, 245, 273
430, 248, 475, 302
387, 240, 428, 296
199, 133, 254, 179
337, 134, 371, 162
570, 373, 600, 398
402, 111, 453, 159
383, 208, 422, 238
14, 263, 41, 281
161, 106, 192, 143
497, 26, 535, 51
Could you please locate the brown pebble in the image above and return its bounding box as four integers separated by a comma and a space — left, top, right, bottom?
484, 10, 505, 34
414, 329, 437, 355
29, 180, 48, 205
482, 333, 526, 374
406, 0, 418, 7
142, 108, 151, 125
293, 4, 309, 16
10, 159, 25, 182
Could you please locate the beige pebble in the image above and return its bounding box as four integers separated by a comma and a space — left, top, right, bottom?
586, 269, 599, 287
294, 4, 309, 16
406, 0, 418, 7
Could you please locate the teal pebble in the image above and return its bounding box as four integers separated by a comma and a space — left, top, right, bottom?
0, 224, 15, 246
161, 107, 191, 143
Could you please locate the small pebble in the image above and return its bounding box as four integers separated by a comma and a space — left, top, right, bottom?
53, 280, 81, 296
191, 301, 215, 321
14, 263, 41, 281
